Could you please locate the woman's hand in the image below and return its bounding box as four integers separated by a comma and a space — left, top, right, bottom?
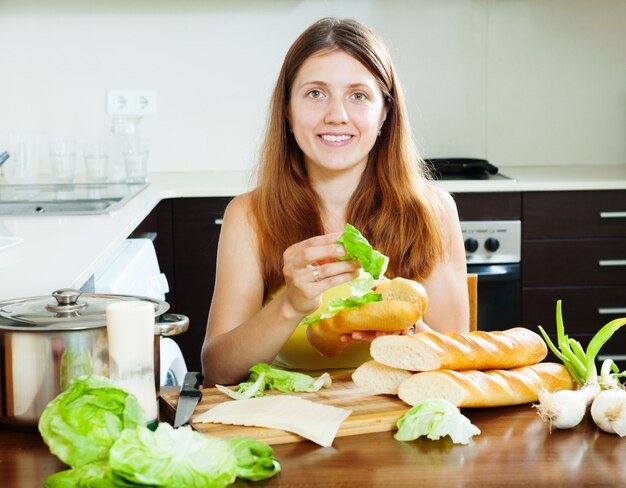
339, 319, 433, 343
281, 232, 361, 319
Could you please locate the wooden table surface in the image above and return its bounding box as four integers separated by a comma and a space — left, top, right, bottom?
2, 403, 626, 487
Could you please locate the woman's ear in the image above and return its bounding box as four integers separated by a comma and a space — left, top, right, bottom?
378, 106, 389, 132
284, 106, 292, 130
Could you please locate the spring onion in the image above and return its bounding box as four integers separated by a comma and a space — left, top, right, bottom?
535, 300, 626, 430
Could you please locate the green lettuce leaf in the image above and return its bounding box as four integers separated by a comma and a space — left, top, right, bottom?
394, 399, 481, 445
218, 364, 331, 399
44, 462, 111, 488
38, 375, 145, 468
336, 223, 389, 280
249, 363, 331, 393
227, 437, 281, 482
216, 372, 267, 400
300, 291, 383, 325
108, 424, 238, 487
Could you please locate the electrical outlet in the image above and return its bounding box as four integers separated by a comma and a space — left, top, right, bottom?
107, 90, 157, 116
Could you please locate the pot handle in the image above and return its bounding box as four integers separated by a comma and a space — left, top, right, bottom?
154, 313, 189, 336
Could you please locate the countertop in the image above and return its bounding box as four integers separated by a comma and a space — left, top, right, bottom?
2, 403, 626, 487
0, 165, 625, 301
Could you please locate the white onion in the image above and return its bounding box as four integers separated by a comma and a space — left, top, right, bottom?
536, 384, 599, 430
591, 388, 626, 436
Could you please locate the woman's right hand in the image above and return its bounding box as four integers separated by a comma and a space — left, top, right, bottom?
281, 232, 361, 320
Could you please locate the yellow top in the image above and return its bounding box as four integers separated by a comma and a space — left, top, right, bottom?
271, 283, 372, 372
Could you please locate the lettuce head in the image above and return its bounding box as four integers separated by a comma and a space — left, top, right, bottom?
38, 375, 145, 468
108, 423, 238, 487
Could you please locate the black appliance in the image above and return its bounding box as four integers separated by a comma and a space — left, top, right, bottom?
425, 158, 509, 181
462, 221, 522, 331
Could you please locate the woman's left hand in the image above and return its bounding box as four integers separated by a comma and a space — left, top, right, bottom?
339, 319, 433, 343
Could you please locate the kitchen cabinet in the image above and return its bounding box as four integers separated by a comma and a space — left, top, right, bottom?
522, 190, 626, 363
453, 191, 521, 220
132, 197, 232, 373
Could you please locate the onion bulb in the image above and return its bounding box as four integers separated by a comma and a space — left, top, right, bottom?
536, 385, 599, 430
590, 388, 626, 436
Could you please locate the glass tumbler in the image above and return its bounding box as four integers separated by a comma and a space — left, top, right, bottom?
123, 138, 149, 183
83, 142, 110, 182
49, 140, 77, 183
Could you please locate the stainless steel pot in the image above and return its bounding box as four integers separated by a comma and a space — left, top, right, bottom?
0, 288, 189, 429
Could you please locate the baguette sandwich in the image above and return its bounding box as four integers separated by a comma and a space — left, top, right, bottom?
302, 224, 428, 358
307, 277, 428, 357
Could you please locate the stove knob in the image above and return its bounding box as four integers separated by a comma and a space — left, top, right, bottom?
464, 238, 479, 253
485, 237, 500, 252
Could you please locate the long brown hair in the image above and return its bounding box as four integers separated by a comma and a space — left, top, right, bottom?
251, 17, 444, 297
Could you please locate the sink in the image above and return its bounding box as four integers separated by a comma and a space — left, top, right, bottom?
0, 199, 123, 215
0, 182, 148, 216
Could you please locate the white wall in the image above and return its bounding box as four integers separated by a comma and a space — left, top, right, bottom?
0, 0, 624, 176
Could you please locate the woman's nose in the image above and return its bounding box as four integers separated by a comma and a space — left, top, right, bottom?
324, 97, 349, 124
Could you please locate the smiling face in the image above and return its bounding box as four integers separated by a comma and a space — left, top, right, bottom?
287, 50, 388, 179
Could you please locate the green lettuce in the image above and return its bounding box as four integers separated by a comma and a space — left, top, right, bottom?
108, 424, 239, 487
227, 437, 282, 482
300, 224, 388, 326
394, 399, 481, 445
300, 291, 383, 326
336, 223, 389, 280
217, 363, 331, 400
38, 375, 145, 468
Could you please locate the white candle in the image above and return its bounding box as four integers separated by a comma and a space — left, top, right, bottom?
106, 301, 157, 425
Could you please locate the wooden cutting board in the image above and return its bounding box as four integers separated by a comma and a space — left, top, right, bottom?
159, 374, 410, 445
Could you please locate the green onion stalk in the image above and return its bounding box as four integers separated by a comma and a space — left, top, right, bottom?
535, 300, 626, 430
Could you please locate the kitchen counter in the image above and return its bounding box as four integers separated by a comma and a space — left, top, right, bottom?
2, 403, 626, 487
0, 165, 625, 301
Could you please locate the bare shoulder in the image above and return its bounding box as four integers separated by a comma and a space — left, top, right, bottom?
427, 183, 460, 220
224, 192, 254, 223
221, 192, 259, 256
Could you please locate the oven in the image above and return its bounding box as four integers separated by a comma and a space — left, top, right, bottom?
426, 157, 522, 330
462, 220, 522, 331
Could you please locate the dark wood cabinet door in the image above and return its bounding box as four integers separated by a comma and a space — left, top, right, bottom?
524, 190, 626, 239
523, 238, 626, 286
522, 286, 626, 334
453, 192, 521, 220
170, 197, 233, 373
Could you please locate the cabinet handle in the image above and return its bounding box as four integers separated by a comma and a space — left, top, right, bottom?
598, 259, 626, 267
214, 219, 224, 225
598, 354, 626, 361
600, 211, 626, 218
598, 307, 626, 315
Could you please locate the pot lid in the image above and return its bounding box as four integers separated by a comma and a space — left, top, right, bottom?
0, 288, 169, 331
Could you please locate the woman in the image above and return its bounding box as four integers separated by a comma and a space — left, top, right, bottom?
202, 18, 468, 386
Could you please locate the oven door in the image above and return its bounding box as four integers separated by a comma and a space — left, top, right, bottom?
467, 263, 521, 331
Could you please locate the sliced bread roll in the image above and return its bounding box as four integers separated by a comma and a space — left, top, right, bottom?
307, 278, 428, 358
351, 360, 412, 395
397, 362, 575, 408
370, 327, 547, 372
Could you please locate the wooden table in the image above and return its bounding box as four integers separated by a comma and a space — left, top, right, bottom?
2, 404, 626, 487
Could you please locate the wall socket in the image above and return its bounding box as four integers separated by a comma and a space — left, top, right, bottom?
107, 90, 157, 116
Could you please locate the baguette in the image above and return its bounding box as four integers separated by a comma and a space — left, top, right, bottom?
351, 360, 412, 395
370, 327, 547, 372
306, 278, 428, 358
398, 362, 575, 408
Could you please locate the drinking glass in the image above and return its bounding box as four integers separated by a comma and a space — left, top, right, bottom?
49, 140, 77, 183
123, 138, 149, 183
83, 142, 110, 182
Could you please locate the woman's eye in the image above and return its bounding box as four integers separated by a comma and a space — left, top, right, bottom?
352, 92, 368, 102
307, 90, 324, 99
